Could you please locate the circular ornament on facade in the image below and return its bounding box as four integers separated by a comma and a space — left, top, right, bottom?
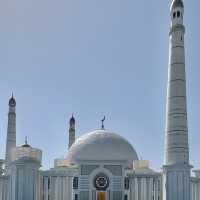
94, 173, 109, 191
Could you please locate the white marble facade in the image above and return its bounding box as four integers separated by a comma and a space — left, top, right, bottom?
0, 0, 199, 200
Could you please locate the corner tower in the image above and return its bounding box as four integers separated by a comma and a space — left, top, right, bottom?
5, 94, 17, 171
68, 115, 75, 149
163, 0, 191, 200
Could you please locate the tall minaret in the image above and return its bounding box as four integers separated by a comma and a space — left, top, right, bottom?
5, 94, 16, 171
163, 1, 192, 200
68, 115, 75, 149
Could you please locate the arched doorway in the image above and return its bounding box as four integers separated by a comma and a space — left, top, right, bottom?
97, 191, 106, 200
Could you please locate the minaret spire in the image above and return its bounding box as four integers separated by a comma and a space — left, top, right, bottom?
5, 94, 17, 171
68, 114, 75, 149
163, 0, 192, 200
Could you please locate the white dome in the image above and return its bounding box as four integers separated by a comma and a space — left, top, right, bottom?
67, 130, 138, 165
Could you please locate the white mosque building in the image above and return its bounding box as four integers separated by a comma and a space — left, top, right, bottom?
0, 0, 200, 200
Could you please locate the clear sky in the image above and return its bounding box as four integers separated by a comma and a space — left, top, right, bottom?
0, 0, 199, 171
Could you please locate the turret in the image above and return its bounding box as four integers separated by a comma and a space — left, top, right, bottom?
68, 114, 76, 149
5, 94, 16, 172
10, 139, 42, 200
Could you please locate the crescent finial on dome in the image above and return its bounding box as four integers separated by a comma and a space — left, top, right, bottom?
22, 136, 31, 148
101, 116, 106, 130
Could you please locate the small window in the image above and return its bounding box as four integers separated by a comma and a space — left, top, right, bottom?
173, 12, 176, 18
177, 11, 180, 18
73, 177, 79, 189
75, 194, 78, 200
48, 177, 50, 189
124, 177, 130, 190
124, 194, 128, 200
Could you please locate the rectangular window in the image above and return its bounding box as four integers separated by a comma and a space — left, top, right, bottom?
73, 177, 79, 190
124, 177, 130, 190
124, 194, 128, 200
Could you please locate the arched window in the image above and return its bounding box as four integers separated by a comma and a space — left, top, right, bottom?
177, 11, 180, 18
173, 12, 176, 18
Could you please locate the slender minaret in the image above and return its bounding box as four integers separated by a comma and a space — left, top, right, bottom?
68, 114, 75, 149
5, 94, 16, 171
163, 1, 192, 200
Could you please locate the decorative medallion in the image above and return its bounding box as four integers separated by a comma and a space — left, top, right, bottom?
94, 173, 109, 191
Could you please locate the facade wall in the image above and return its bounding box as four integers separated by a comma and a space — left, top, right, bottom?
41, 173, 73, 200
1, 169, 200, 200
113, 191, 122, 200
80, 191, 89, 200
0, 176, 10, 200
129, 175, 162, 200
0, 177, 3, 199
10, 159, 41, 200
191, 178, 200, 200
78, 164, 124, 200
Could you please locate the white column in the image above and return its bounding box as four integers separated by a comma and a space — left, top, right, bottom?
155, 179, 158, 200
43, 177, 49, 200
149, 178, 153, 200
141, 178, 146, 200
0, 179, 3, 200
135, 178, 138, 200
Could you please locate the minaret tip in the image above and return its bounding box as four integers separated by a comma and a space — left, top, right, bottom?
9, 93, 16, 107
70, 113, 75, 125
171, 0, 184, 11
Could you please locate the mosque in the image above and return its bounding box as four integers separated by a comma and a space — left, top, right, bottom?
0, 0, 200, 200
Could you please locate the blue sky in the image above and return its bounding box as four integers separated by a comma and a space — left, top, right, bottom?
0, 0, 199, 171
